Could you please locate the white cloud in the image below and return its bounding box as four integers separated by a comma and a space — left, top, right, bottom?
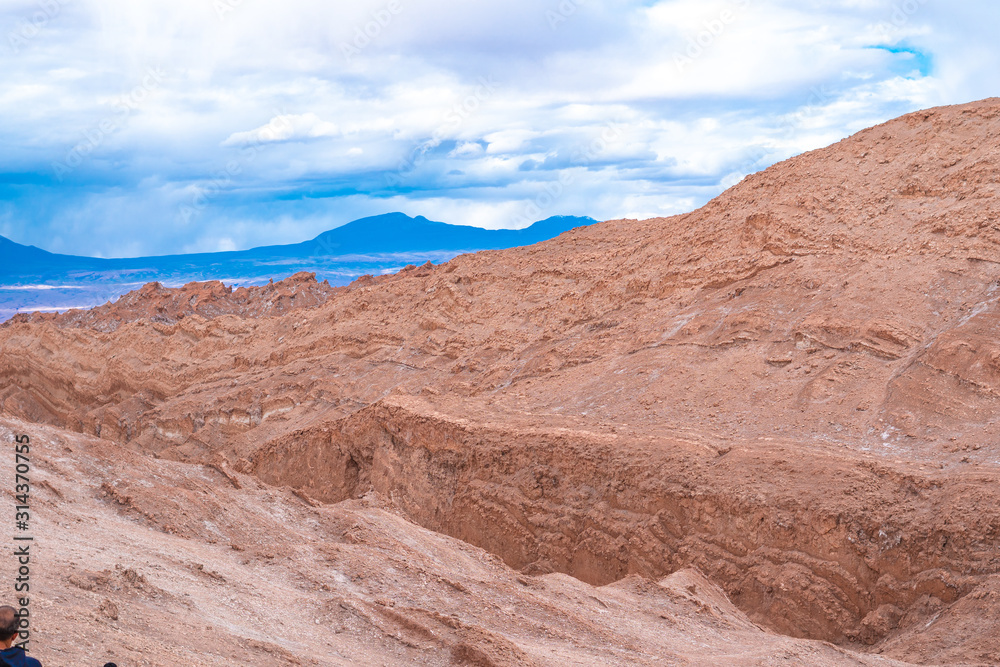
222, 113, 339, 146
449, 142, 485, 157
0, 0, 997, 256
484, 129, 539, 154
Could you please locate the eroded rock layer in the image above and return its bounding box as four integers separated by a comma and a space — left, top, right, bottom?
5, 99, 1000, 664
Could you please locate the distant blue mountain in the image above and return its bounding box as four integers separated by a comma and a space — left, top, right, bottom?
246, 213, 596, 257
0, 213, 598, 320
0, 234, 105, 272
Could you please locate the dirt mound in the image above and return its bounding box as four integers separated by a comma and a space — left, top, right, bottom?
5, 98, 1000, 663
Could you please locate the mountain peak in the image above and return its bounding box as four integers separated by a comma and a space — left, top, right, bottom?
304, 213, 597, 255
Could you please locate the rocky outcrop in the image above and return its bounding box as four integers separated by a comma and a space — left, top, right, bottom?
3, 271, 340, 331
250, 396, 1000, 645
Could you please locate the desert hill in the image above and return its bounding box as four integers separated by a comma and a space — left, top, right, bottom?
4, 99, 1000, 664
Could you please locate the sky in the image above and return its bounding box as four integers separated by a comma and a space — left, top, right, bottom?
0, 0, 996, 258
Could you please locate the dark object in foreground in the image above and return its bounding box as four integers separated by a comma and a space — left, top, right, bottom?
0, 605, 41, 667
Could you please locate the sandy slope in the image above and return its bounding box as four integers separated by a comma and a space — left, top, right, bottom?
4, 98, 1000, 663
2, 419, 909, 666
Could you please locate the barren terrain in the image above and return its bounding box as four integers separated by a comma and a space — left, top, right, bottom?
4, 98, 1000, 665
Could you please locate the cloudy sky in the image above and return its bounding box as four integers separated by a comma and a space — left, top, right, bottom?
0, 0, 996, 257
